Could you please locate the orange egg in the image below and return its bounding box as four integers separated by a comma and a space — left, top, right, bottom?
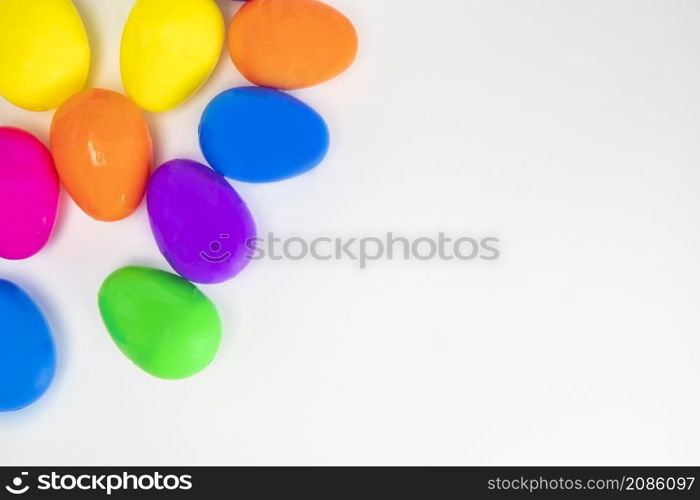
228, 0, 358, 90
50, 89, 152, 221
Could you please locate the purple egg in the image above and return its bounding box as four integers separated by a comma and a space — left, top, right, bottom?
147, 159, 256, 284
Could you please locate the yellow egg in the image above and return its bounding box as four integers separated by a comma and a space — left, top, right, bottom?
121, 0, 224, 112
0, 0, 90, 111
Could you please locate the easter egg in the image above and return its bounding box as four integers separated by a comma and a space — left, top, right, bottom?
0, 128, 60, 260
148, 159, 256, 284
0, 280, 56, 411
50, 89, 152, 221
98, 267, 221, 379
228, 0, 357, 89
0, 0, 90, 111
121, 0, 224, 112
199, 86, 329, 182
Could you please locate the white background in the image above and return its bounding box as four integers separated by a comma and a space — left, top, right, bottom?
1, 0, 700, 465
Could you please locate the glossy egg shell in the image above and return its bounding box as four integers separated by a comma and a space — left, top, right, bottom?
98, 266, 221, 380
147, 159, 257, 284
0, 280, 56, 411
0, 0, 90, 111
50, 89, 152, 221
121, 0, 224, 112
228, 0, 357, 90
0, 127, 60, 260
199, 86, 329, 183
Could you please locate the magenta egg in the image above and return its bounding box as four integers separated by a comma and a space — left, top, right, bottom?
0, 127, 60, 260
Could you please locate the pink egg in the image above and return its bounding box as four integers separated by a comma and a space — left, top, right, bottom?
0, 127, 60, 260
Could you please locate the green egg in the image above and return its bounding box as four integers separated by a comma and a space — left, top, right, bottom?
98, 266, 221, 379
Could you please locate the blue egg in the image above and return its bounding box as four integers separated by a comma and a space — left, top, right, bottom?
199, 86, 330, 183
0, 280, 56, 411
